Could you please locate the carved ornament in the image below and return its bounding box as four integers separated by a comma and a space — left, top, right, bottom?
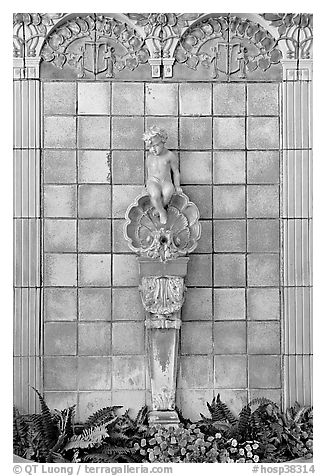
260, 13, 313, 59
13, 13, 65, 58
40, 15, 149, 77
140, 276, 186, 315
152, 387, 176, 411
124, 193, 201, 261
174, 15, 283, 78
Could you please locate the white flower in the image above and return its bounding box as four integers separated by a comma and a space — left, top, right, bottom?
247, 451, 253, 458
253, 455, 259, 462
239, 448, 245, 455
215, 433, 222, 439
253, 443, 259, 450
231, 439, 238, 447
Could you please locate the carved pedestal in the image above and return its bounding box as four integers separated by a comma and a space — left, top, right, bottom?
139, 258, 188, 425
124, 193, 200, 425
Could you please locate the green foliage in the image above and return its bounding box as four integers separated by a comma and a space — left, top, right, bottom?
13, 390, 312, 464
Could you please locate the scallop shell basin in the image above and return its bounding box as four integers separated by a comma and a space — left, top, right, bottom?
124, 192, 201, 257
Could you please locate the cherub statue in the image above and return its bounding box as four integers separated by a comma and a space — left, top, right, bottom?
143, 126, 182, 224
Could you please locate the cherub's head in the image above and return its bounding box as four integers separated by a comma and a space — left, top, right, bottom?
143, 126, 168, 155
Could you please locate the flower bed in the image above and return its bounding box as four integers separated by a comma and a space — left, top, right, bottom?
13, 389, 313, 463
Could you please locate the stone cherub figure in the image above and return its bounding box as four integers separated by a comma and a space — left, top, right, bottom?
143, 126, 182, 224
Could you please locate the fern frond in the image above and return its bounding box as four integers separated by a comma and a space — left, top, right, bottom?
237, 405, 251, 440
13, 407, 29, 457
135, 405, 148, 426
84, 406, 122, 429
64, 424, 109, 451
31, 387, 57, 444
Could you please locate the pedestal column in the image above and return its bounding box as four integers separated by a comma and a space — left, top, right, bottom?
281, 59, 313, 407
13, 57, 42, 413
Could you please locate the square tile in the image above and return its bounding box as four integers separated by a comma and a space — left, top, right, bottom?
43, 82, 76, 115
113, 254, 138, 286
44, 219, 76, 252
214, 254, 246, 287
78, 150, 110, 183
78, 323, 111, 355
213, 322, 246, 353
247, 83, 279, 116
111, 390, 146, 418
247, 219, 279, 252
180, 152, 212, 184
249, 355, 281, 388
44, 392, 78, 412
247, 254, 280, 286
44, 357, 77, 390
79, 288, 111, 321
179, 356, 213, 388
111, 117, 144, 149
182, 186, 212, 219
44, 185, 77, 218
247, 185, 279, 218
79, 254, 111, 286
182, 288, 212, 321
214, 355, 247, 388
78, 391, 112, 421
78, 117, 110, 149
145, 117, 178, 149
145, 83, 178, 115
180, 117, 212, 149
213, 118, 245, 149
78, 357, 112, 390
78, 185, 111, 218
247, 117, 279, 149
112, 185, 144, 218
112, 288, 144, 321
178, 389, 214, 421
113, 219, 131, 252
247, 151, 279, 184
78, 220, 111, 252
213, 83, 246, 116
213, 185, 245, 218
186, 254, 212, 286
214, 289, 246, 320
179, 83, 211, 115
248, 322, 280, 354
112, 356, 146, 389
44, 116, 76, 148
181, 322, 213, 354
112, 151, 144, 184
43, 150, 76, 184
214, 220, 246, 252
44, 322, 77, 355
44, 254, 77, 286
44, 288, 77, 321
195, 221, 212, 253
213, 151, 245, 184
112, 322, 144, 354
112, 83, 144, 115
247, 288, 280, 320
78, 82, 111, 115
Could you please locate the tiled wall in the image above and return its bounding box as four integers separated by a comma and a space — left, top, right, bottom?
42, 80, 281, 421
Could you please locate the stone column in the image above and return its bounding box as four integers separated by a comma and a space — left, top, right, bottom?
13, 57, 42, 413
281, 59, 313, 407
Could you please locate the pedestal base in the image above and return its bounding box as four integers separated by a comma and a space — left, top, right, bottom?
148, 410, 180, 427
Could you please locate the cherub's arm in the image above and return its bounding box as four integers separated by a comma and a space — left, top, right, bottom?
170, 153, 182, 193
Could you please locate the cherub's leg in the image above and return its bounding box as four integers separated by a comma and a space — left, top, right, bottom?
162, 182, 175, 208
146, 182, 167, 224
